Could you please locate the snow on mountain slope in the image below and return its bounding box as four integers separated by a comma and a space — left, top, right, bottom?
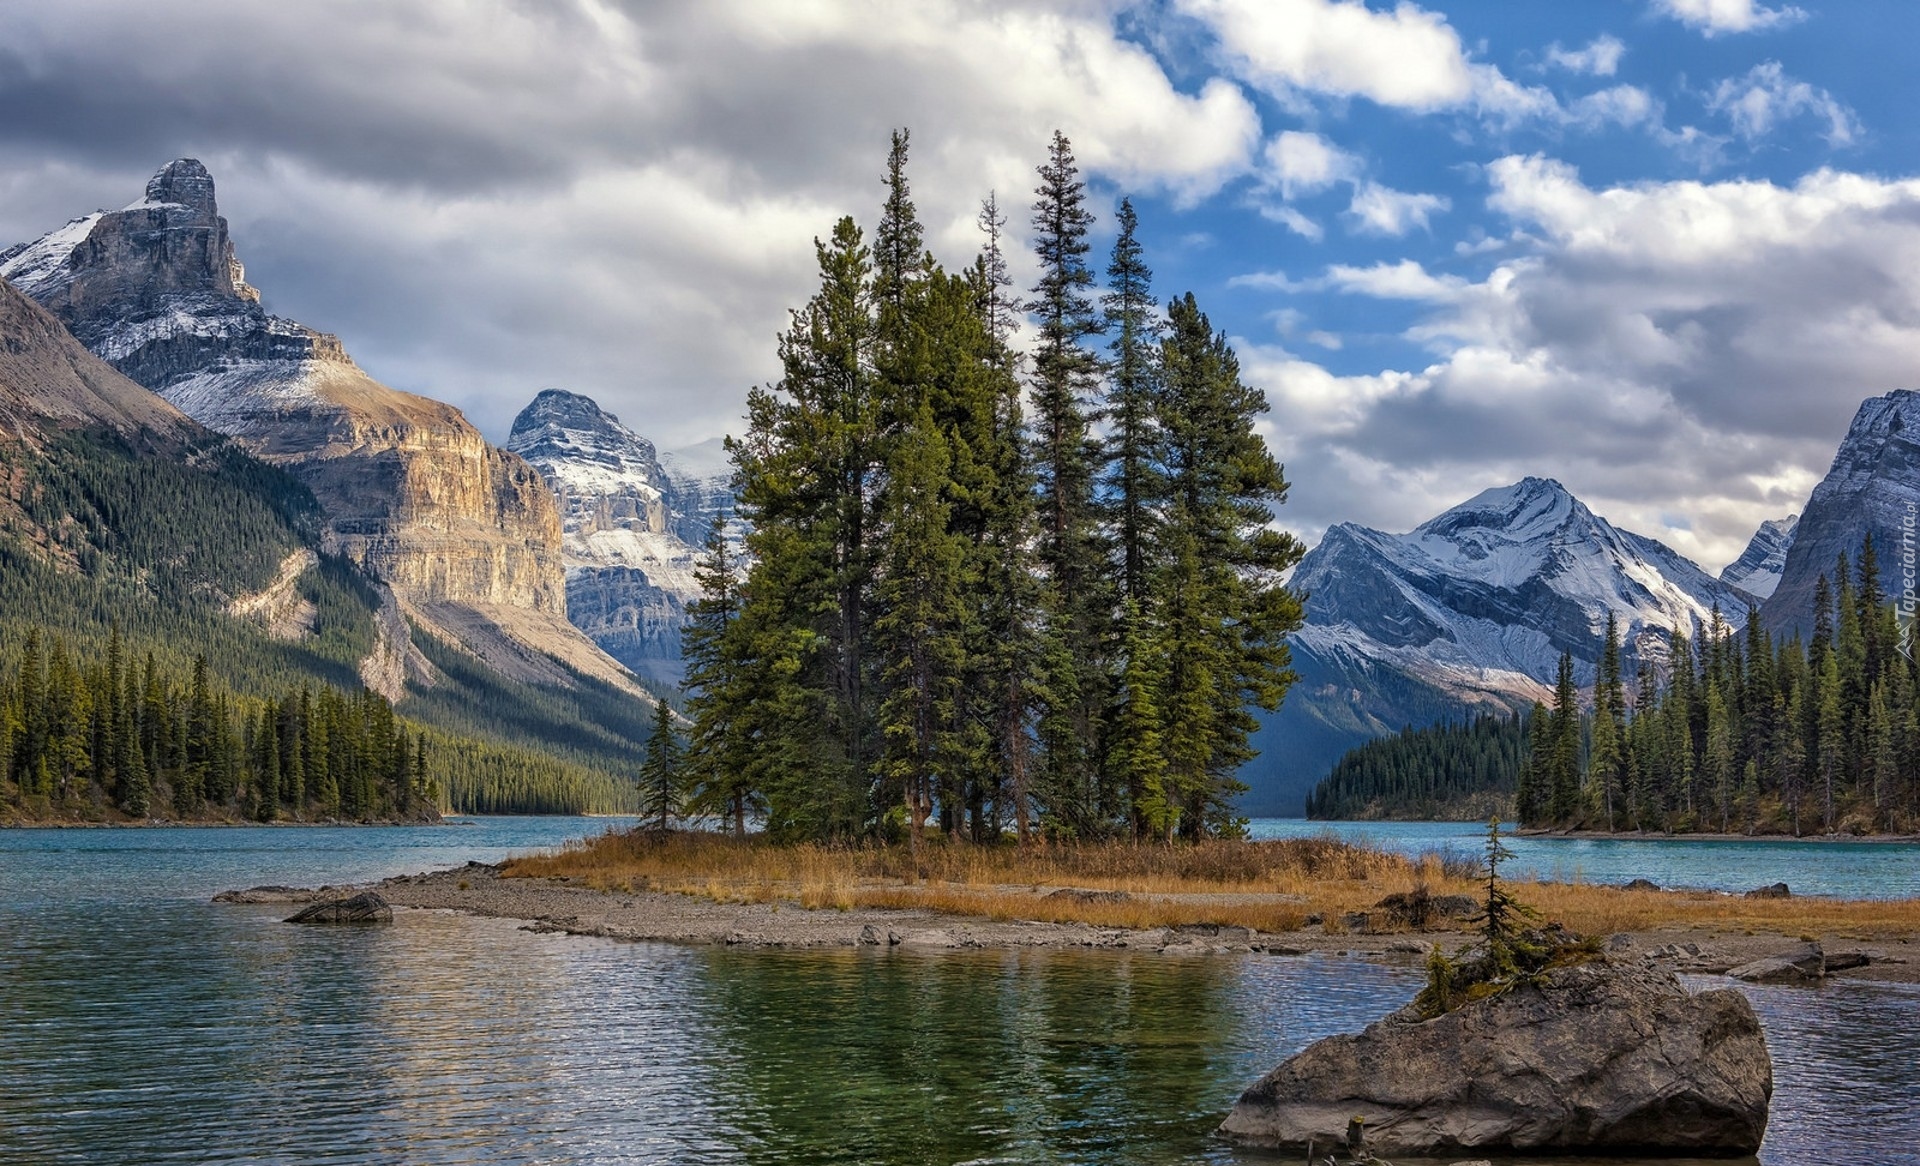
4, 158, 663, 707
1245, 477, 1757, 815
1721, 515, 1799, 600
1293, 477, 1755, 686
659, 437, 733, 546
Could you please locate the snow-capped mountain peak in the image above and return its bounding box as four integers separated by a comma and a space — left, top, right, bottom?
1253, 476, 1759, 812
1765, 389, 1920, 632
506, 388, 667, 505
1292, 477, 1754, 688
506, 388, 736, 687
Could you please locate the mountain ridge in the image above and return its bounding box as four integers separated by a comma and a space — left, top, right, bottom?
1763, 390, 1920, 634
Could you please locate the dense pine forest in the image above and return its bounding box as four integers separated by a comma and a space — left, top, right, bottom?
1, 629, 430, 822
1309, 538, 1920, 836
1522, 540, 1920, 835
1305, 712, 1527, 821
0, 425, 649, 819
682, 131, 1305, 844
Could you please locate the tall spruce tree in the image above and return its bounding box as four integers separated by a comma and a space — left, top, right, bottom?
1588, 612, 1627, 827
971, 191, 1042, 841
1026, 130, 1112, 835
1546, 651, 1581, 823
1150, 293, 1304, 836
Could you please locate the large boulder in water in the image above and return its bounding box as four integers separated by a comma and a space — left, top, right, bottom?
285, 891, 393, 925
1219, 961, 1770, 1157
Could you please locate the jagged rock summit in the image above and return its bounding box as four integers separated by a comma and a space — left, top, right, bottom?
1721, 514, 1799, 600
3, 160, 647, 698
1764, 389, 1920, 634
506, 388, 717, 686
1219, 960, 1772, 1157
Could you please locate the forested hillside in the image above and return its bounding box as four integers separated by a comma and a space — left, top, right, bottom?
0, 426, 644, 819
1306, 713, 1526, 821
1520, 541, 1920, 835
1, 631, 430, 822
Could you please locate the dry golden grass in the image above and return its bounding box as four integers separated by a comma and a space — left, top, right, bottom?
504, 829, 1920, 939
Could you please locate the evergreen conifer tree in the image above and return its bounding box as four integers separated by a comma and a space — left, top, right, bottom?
640, 698, 684, 835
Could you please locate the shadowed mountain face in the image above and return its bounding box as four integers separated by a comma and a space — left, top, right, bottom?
0, 276, 197, 441
1763, 391, 1920, 636
1244, 477, 1758, 815
3, 160, 650, 700
507, 389, 714, 688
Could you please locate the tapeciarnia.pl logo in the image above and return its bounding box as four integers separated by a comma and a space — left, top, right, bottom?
1901, 501, 1918, 663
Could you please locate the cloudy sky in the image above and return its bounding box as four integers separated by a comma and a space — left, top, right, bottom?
4, 0, 1919, 569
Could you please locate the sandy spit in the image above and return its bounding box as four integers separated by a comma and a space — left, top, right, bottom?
217, 863, 1920, 984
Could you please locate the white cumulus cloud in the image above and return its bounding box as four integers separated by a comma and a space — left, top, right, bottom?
1652, 0, 1807, 36
1262, 130, 1362, 199
1242, 156, 1920, 568
1346, 183, 1450, 236
1545, 35, 1625, 77
1709, 61, 1859, 145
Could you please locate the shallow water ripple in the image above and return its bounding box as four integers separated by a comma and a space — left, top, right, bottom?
2, 820, 1916, 1164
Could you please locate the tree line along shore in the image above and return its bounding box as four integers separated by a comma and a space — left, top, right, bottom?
0, 627, 650, 824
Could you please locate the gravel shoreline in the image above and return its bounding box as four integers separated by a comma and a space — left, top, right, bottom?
218, 863, 1920, 983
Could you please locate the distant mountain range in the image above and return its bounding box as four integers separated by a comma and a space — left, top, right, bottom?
1239, 477, 1763, 814
11, 161, 1917, 821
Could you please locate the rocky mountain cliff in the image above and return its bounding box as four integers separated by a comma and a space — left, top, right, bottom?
1720, 514, 1799, 600
2, 160, 647, 699
1248, 477, 1757, 814
1763, 390, 1920, 634
506, 389, 722, 687
0, 276, 197, 442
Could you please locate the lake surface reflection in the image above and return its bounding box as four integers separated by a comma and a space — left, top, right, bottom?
2, 820, 1915, 1164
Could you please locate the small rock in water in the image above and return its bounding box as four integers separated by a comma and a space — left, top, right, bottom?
857, 923, 883, 946
1744, 882, 1792, 899
214, 885, 312, 904
284, 892, 392, 925
1729, 942, 1825, 984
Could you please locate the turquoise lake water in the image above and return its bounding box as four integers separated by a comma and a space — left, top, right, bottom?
2, 818, 1916, 1164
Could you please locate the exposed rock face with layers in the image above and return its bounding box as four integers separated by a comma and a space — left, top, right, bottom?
1219, 960, 1772, 1157
506, 389, 707, 687
3, 160, 645, 697
0, 275, 198, 441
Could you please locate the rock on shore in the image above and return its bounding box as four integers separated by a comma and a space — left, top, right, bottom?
285, 892, 393, 924
1219, 960, 1771, 1157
